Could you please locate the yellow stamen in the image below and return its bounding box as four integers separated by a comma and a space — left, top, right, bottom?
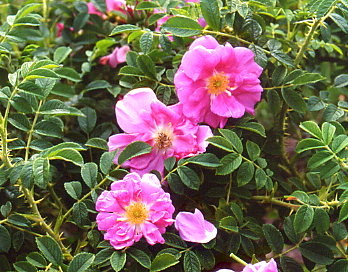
125, 202, 149, 225
206, 72, 230, 95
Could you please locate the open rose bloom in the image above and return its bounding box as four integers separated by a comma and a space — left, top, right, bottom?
174, 35, 263, 128
99, 45, 130, 68
96, 173, 175, 249
108, 88, 212, 175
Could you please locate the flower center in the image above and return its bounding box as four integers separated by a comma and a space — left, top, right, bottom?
125, 202, 149, 225
206, 72, 230, 95
153, 127, 174, 150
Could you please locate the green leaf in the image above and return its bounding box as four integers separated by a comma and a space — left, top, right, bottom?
18, 81, 44, 98
307, 96, 325, 111
184, 251, 201, 272
81, 162, 98, 188
200, 0, 221, 30
67, 252, 95, 272
246, 141, 260, 161
216, 153, 242, 175
8, 113, 31, 131
85, 80, 112, 91
35, 236, 63, 266
237, 161, 254, 186
0, 225, 11, 253
219, 216, 238, 232
128, 248, 151, 269
149, 13, 166, 25
34, 120, 63, 138
177, 166, 201, 190
136, 54, 157, 79
323, 104, 344, 121
135, 1, 160, 10
85, 138, 108, 150
110, 24, 141, 35
150, 253, 179, 272
332, 135, 348, 153
48, 148, 84, 166
100, 151, 116, 174
1, 202, 12, 218
72, 202, 89, 227
330, 13, 348, 33
33, 157, 51, 189
167, 173, 185, 195
26, 68, 59, 80
321, 122, 336, 145
299, 121, 322, 139
295, 138, 325, 153
140, 32, 153, 54
110, 252, 126, 272
26, 252, 47, 268
183, 153, 221, 167
267, 89, 281, 115
300, 241, 334, 265
207, 136, 234, 152
313, 209, 330, 234
16, 3, 42, 19
334, 74, 348, 88
293, 205, 314, 233
162, 16, 203, 37
64, 181, 82, 200
119, 66, 144, 77
291, 73, 325, 85
73, 12, 89, 31
328, 259, 348, 272
13, 261, 37, 272
55, 67, 81, 82
163, 233, 188, 249
40, 100, 83, 116
272, 66, 287, 86
235, 122, 266, 138
308, 151, 334, 169
339, 202, 348, 222
262, 224, 284, 254
219, 129, 244, 152
78, 107, 97, 134
281, 89, 306, 113
53, 46, 72, 64
280, 256, 304, 272
255, 168, 267, 189
194, 249, 215, 271
164, 157, 176, 171
118, 141, 152, 165
271, 51, 294, 67
307, 0, 336, 17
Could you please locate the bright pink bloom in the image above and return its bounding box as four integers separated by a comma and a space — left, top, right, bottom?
87, 2, 104, 16
175, 209, 217, 243
96, 172, 175, 249
56, 23, 74, 37
186, 0, 200, 2
174, 35, 263, 128
108, 88, 212, 175
215, 259, 278, 272
87, 0, 127, 16
99, 45, 130, 68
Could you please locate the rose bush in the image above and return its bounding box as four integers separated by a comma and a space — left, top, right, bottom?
0, 0, 348, 271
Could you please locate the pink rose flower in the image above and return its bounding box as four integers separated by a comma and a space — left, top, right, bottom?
108, 88, 212, 175
174, 35, 263, 128
87, 2, 104, 16
87, 0, 127, 16
99, 45, 130, 68
215, 259, 278, 272
96, 172, 175, 249
175, 209, 217, 243
56, 23, 74, 37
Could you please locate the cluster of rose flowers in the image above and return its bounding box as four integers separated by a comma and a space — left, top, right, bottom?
73, 0, 276, 270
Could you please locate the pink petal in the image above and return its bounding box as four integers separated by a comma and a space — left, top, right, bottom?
189, 35, 219, 50
175, 209, 217, 243
242, 259, 278, 272
116, 45, 130, 64
211, 93, 246, 118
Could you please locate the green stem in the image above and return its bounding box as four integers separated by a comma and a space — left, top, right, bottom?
229, 253, 248, 266
252, 195, 300, 209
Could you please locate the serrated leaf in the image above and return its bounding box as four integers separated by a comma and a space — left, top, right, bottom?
307, 96, 326, 111
78, 107, 97, 134
26, 69, 59, 80
321, 122, 336, 145
330, 13, 348, 33
162, 16, 203, 37
307, 0, 336, 17
8, 113, 30, 131
271, 51, 294, 67
110, 252, 126, 272
140, 32, 153, 54
313, 208, 330, 234
35, 236, 62, 266
281, 89, 307, 113
177, 166, 201, 190
237, 161, 254, 186
235, 122, 266, 138
200, 0, 221, 30
291, 73, 325, 85
0, 225, 11, 253
136, 54, 157, 79
48, 148, 84, 166
13, 261, 37, 272
207, 136, 234, 152
308, 151, 334, 169
334, 74, 348, 88
33, 157, 51, 189
55, 67, 81, 82
295, 138, 325, 153
53, 46, 72, 64
280, 256, 303, 272
81, 162, 98, 188
64, 181, 82, 200
299, 121, 323, 139
118, 141, 152, 165
150, 253, 179, 272
184, 153, 221, 167
72, 202, 89, 227
119, 66, 144, 77
216, 153, 242, 175
128, 248, 151, 269
246, 141, 260, 161
339, 202, 348, 222
100, 151, 116, 174
262, 224, 284, 254
331, 135, 348, 153
184, 251, 201, 272
323, 104, 344, 121
85, 138, 108, 150
135, 1, 160, 10
67, 253, 95, 272
293, 205, 314, 233
300, 241, 334, 265
110, 24, 141, 35
163, 233, 188, 249
26, 252, 47, 268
